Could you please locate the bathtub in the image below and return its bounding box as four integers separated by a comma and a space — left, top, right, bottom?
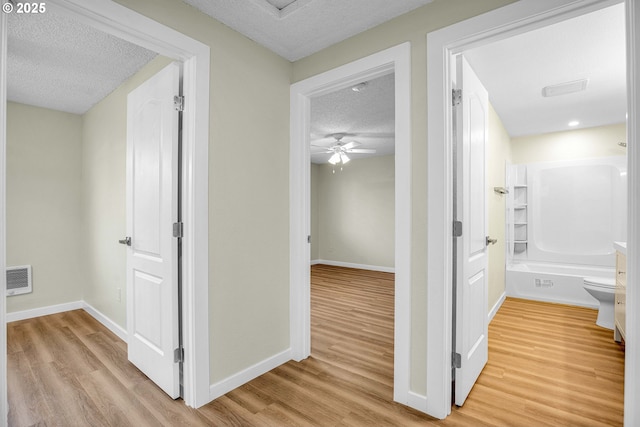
506, 262, 615, 308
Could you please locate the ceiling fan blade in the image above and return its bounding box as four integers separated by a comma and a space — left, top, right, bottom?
341, 141, 361, 150
347, 148, 376, 154
311, 144, 334, 151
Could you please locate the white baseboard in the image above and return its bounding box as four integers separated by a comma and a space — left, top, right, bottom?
209, 348, 291, 401
311, 259, 395, 273
6, 300, 84, 322
488, 292, 506, 323
406, 391, 428, 413
82, 302, 128, 343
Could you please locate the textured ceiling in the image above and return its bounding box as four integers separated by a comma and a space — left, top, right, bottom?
266, 0, 297, 9
5, 0, 626, 146
7, 7, 157, 115
310, 73, 395, 164
464, 3, 626, 137
180, 0, 434, 61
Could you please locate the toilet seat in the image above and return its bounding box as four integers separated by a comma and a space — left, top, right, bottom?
583, 276, 615, 289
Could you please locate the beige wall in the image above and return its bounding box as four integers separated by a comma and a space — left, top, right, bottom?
6, 102, 84, 312
312, 155, 395, 268
511, 123, 627, 164
487, 104, 511, 314
114, 0, 293, 383
7, 0, 522, 400
81, 56, 173, 328
310, 163, 320, 261
293, 0, 517, 395
10, 0, 295, 390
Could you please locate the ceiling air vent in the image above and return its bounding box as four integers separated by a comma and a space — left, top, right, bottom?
542, 79, 589, 97
6, 265, 32, 296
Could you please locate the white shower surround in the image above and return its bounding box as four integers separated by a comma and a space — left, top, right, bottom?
506, 156, 626, 306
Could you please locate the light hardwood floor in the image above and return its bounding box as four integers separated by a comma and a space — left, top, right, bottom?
7, 264, 624, 426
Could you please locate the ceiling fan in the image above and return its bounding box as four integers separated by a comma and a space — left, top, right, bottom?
312, 133, 376, 165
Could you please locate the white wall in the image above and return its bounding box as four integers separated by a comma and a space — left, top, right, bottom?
6, 102, 84, 312
312, 155, 395, 270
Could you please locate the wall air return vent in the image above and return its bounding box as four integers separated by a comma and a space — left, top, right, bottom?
6, 265, 32, 296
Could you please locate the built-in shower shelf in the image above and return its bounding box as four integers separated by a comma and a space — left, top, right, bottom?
514, 185, 528, 188
514, 222, 527, 226
514, 205, 528, 209
514, 240, 528, 244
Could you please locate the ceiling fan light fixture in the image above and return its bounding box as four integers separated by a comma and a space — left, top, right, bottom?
328, 152, 341, 165
340, 153, 350, 164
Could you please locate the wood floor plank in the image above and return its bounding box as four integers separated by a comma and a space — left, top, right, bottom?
7, 351, 52, 426
7, 265, 625, 426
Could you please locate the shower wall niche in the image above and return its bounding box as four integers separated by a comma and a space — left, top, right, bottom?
507, 164, 528, 256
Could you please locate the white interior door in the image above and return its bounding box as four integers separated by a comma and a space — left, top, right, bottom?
454, 55, 489, 406
126, 62, 181, 399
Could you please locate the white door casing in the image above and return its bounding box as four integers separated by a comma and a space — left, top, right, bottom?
4, 0, 213, 417
453, 55, 489, 406
426, 0, 634, 420
126, 62, 181, 399
289, 43, 414, 409
0, 9, 8, 424
42, 0, 211, 408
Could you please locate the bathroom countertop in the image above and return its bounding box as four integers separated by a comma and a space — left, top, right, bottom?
614, 241, 627, 255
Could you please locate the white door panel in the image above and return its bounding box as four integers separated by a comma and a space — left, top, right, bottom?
454, 55, 489, 406
126, 62, 181, 399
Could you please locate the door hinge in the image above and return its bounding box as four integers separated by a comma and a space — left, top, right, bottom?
174, 347, 184, 363
452, 89, 462, 107
174, 95, 185, 112
453, 221, 463, 237
173, 222, 184, 238
452, 352, 462, 369
307, 235, 311, 244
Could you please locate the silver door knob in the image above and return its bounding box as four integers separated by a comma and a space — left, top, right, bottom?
119, 237, 132, 246
486, 236, 497, 246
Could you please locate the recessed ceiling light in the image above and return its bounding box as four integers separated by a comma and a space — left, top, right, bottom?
542, 79, 589, 97
568, 120, 580, 127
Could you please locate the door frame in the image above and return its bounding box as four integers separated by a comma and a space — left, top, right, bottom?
426, 0, 637, 420
289, 43, 414, 406
0, 0, 211, 410
0, 9, 7, 423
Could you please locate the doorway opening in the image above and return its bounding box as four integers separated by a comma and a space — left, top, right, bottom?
290, 42, 413, 406
450, 1, 627, 411
308, 72, 396, 389
0, 0, 211, 410
426, 0, 637, 421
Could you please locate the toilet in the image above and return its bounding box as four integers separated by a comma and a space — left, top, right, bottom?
583, 276, 616, 330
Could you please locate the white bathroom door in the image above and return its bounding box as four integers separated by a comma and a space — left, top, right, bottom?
453, 55, 489, 406
125, 62, 181, 399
